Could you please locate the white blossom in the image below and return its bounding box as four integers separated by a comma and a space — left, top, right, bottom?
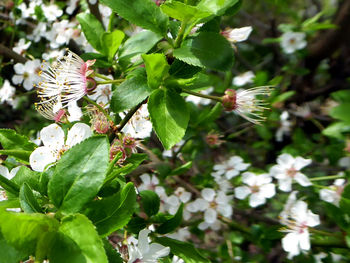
28, 22, 48, 43
0, 80, 16, 104
276, 111, 292, 142
172, 255, 185, 263
198, 220, 222, 231
13, 38, 31, 54
165, 187, 192, 220
234, 172, 275, 207
29, 123, 92, 172
270, 153, 312, 192
319, 178, 346, 207
121, 105, 152, 139
232, 71, 255, 87
88, 81, 112, 107
12, 59, 41, 91
0, 165, 21, 181
281, 32, 307, 54
46, 20, 76, 49
213, 156, 250, 180
222, 26, 253, 43
167, 227, 191, 242
127, 229, 170, 263
42, 4, 63, 22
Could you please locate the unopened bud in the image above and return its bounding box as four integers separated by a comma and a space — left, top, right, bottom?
222, 89, 236, 111
205, 133, 224, 147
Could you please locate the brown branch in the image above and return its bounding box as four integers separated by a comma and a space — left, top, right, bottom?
88, 1, 104, 28
0, 44, 27, 63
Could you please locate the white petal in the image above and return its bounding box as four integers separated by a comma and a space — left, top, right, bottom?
282, 232, 301, 257
217, 204, 233, 218
137, 229, 151, 254
140, 174, 151, 185
298, 230, 310, 251
294, 157, 312, 170
306, 211, 320, 227
30, 146, 57, 172
201, 188, 215, 202
144, 243, 170, 260
204, 208, 217, 224
259, 183, 276, 198
277, 153, 294, 167
294, 173, 312, 187
249, 193, 266, 207
0, 165, 10, 179
14, 63, 25, 74
194, 198, 209, 211
9, 166, 21, 180
12, 74, 23, 85
40, 123, 65, 149
66, 123, 92, 147
234, 186, 251, 199
278, 178, 292, 192
225, 169, 239, 179
179, 192, 191, 203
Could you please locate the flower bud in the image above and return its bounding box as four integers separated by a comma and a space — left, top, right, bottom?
222, 89, 236, 111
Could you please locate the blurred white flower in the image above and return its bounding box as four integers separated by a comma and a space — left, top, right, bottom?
281, 32, 307, 54
319, 178, 346, 207
28, 22, 48, 43
165, 187, 192, 220
186, 87, 213, 106
187, 188, 233, 224
222, 26, 253, 43
0, 80, 16, 105
46, 20, 75, 49
13, 38, 31, 54
232, 71, 255, 87
167, 227, 191, 242
29, 123, 92, 172
213, 156, 250, 180
270, 153, 312, 192
42, 4, 63, 22
12, 59, 41, 90
280, 200, 320, 258
172, 255, 185, 263
127, 229, 170, 263
88, 81, 112, 107
162, 140, 184, 158
276, 111, 292, 142
198, 219, 221, 231
121, 105, 152, 139
234, 172, 275, 207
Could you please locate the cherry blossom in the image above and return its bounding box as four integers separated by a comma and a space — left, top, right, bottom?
212, 155, 250, 180
12, 59, 41, 91
280, 32, 307, 54
232, 71, 255, 87
221, 26, 253, 43
319, 178, 346, 207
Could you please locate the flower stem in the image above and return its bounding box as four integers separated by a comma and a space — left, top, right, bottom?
93, 72, 113, 80
182, 88, 223, 102
310, 174, 345, 182
118, 102, 144, 131
174, 20, 188, 48
83, 96, 114, 123
96, 79, 124, 85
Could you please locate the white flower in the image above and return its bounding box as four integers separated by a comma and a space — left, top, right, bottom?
29, 123, 92, 172
28, 22, 47, 43
280, 32, 307, 54
232, 71, 255, 87
42, 4, 63, 22
167, 227, 191, 242
224, 87, 270, 124
279, 191, 298, 225
12, 59, 41, 90
222, 26, 253, 43
270, 153, 312, 192
186, 87, 213, 106
66, 0, 79, 15
0, 80, 16, 104
137, 173, 166, 199
319, 178, 346, 207
13, 38, 31, 54
165, 187, 192, 220
88, 82, 112, 107
234, 172, 275, 207
276, 111, 292, 142
198, 220, 221, 231
42, 49, 65, 61
187, 188, 233, 224
121, 105, 152, 139
172, 255, 185, 263
162, 140, 184, 158
67, 101, 83, 122
213, 156, 250, 180
36, 50, 95, 111
127, 229, 170, 263
280, 200, 320, 258
46, 20, 75, 49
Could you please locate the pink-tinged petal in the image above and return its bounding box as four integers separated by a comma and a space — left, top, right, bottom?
137, 229, 151, 254
278, 178, 292, 192
294, 173, 312, 187
282, 232, 301, 257
66, 123, 92, 147
204, 208, 217, 224
249, 193, 266, 207
234, 186, 251, 199
30, 146, 57, 172
0, 165, 10, 179
40, 123, 65, 149
201, 188, 216, 202
260, 183, 276, 198
294, 157, 312, 170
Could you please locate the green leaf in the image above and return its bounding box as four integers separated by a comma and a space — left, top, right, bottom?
0, 174, 19, 195
173, 32, 234, 71
0, 210, 59, 255
142, 53, 170, 89
119, 30, 162, 61
77, 13, 105, 52
110, 69, 152, 113
19, 183, 42, 213
0, 129, 36, 164
58, 214, 108, 263
103, 239, 123, 263
195, 102, 222, 125
140, 190, 160, 217
126, 216, 147, 234
170, 161, 192, 176
101, 30, 125, 61
48, 136, 109, 214
12, 166, 41, 193
197, 0, 239, 16
100, 0, 169, 36
155, 237, 210, 263
169, 60, 202, 79
160, 1, 211, 22
156, 203, 183, 234
330, 103, 350, 123
80, 53, 112, 68
148, 88, 190, 149
0, 232, 27, 263
85, 182, 137, 237
323, 122, 350, 139
331, 90, 350, 102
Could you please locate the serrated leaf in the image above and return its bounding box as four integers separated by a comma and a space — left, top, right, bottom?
170, 162, 192, 176
142, 53, 170, 89
12, 166, 41, 193
197, 0, 239, 16
48, 136, 109, 214
19, 183, 42, 213
58, 214, 108, 263
100, 0, 168, 36
148, 88, 190, 149
155, 237, 210, 263
77, 13, 105, 52
160, 1, 211, 22
85, 182, 137, 237
173, 32, 234, 71
103, 239, 123, 263
110, 69, 152, 113
140, 190, 160, 217
0, 174, 20, 195
101, 30, 125, 61
157, 203, 183, 234
0, 232, 27, 263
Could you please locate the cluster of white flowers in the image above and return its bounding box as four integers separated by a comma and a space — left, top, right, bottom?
0, 80, 18, 108
120, 105, 153, 139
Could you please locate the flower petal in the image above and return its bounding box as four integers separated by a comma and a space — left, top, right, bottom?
29, 146, 57, 172
234, 186, 251, 199
66, 123, 92, 147
40, 123, 65, 149
201, 188, 216, 202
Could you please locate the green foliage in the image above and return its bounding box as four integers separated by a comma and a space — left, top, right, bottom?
142, 53, 170, 89
148, 88, 190, 149
160, 1, 211, 23
19, 183, 42, 213
173, 32, 234, 71
101, 30, 125, 61
48, 136, 109, 214
156, 203, 183, 234
140, 190, 160, 217
77, 13, 105, 53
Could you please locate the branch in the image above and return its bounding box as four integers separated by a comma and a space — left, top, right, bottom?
0, 44, 27, 63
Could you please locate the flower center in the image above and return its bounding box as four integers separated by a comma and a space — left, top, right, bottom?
287, 167, 298, 178
250, 185, 260, 193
